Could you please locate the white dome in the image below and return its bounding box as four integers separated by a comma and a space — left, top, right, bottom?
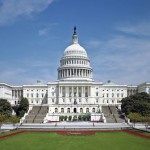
58, 27, 93, 81
64, 43, 88, 57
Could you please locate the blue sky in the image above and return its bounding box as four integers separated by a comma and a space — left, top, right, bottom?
0, 0, 150, 85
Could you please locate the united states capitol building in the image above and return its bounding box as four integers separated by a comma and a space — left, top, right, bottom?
0, 27, 150, 123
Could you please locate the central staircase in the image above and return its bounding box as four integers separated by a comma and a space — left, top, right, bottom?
102, 106, 124, 123
24, 106, 49, 123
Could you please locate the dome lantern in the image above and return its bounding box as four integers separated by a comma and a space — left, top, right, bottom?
72, 26, 78, 44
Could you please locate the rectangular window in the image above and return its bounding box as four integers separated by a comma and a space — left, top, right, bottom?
107, 93, 109, 97
27, 93, 29, 98
85, 92, 88, 97
42, 93, 44, 97
69, 92, 71, 97
79, 92, 81, 97
117, 93, 119, 97
112, 93, 114, 97
96, 92, 98, 96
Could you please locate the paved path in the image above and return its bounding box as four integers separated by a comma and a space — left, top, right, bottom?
17, 122, 129, 130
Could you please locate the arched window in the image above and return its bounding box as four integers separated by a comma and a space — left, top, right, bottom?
80, 108, 83, 113
61, 108, 64, 113
86, 108, 89, 113
92, 108, 95, 113
55, 108, 58, 113
67, 108, 70, 113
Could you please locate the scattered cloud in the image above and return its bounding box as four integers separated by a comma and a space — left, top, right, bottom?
38, 23, 58, 36
116, 22, 150, 37
0, 59, 58, 85
87, 40, 103, 48
0, 0, 54, 26
89, 22, 150, 85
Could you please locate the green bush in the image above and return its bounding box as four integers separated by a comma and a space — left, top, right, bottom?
68, 116, 72, 121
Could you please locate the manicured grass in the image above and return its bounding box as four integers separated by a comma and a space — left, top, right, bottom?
131, 129, 150, 136
0, 131, 150, 150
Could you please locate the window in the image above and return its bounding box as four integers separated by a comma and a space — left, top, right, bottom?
79, 92, 81, 97
79, 99, 81, 102
41, 93, 44, 97
121, 93, 124, 97
107, 93, 109, 97
36, 93, 38, 98
96, 92, 98, 96
55, 108, 58, 113
112, 93, 114, 97
96, 99, 98, 103
92, 108, 95, 113
61, 108, 64, 113
80, 108, 83, 113
31, 93, 33, 97
27, 93, 29, 98
86, 108, 89, 113
62, 92, 65, 97
69, 92, 71, 97
85, 92, 88, 97
67, 108, 70, 113
52, 99, 54, 103
85, 98, 88, 103
117, 93, 119, 97
63, 99, 65, 103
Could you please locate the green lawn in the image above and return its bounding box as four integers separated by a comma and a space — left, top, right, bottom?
0, 131, 150, 150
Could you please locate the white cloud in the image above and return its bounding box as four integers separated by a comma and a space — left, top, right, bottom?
87, 40, 103, 48
89, 24, 150, 85
0, 59, 58, 85
38, 23, 58, 36
0, 0, 54, 25
116, 22, 150, 37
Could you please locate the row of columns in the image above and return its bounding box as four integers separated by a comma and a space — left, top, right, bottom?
59, 86, 91, 97
12, 90, 23, 98
58, 68, 92, 79
61, 59, 89, 66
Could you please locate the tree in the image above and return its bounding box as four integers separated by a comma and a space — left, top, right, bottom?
0, 114, 7, 128
0, 99, 12, 117
121, 92, 150, 116
9, 115, 20, 126
127, 113, 142, 125
17, 97, 29, 117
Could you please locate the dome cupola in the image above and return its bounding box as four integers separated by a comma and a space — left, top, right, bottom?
58, 27, 93, 81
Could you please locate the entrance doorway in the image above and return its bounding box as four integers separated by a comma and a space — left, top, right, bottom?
74, 108, 77, 113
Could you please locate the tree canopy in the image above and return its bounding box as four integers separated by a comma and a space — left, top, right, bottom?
121, 92, 150, 117
17, 97, 29, 117
0, 99, 12, 117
